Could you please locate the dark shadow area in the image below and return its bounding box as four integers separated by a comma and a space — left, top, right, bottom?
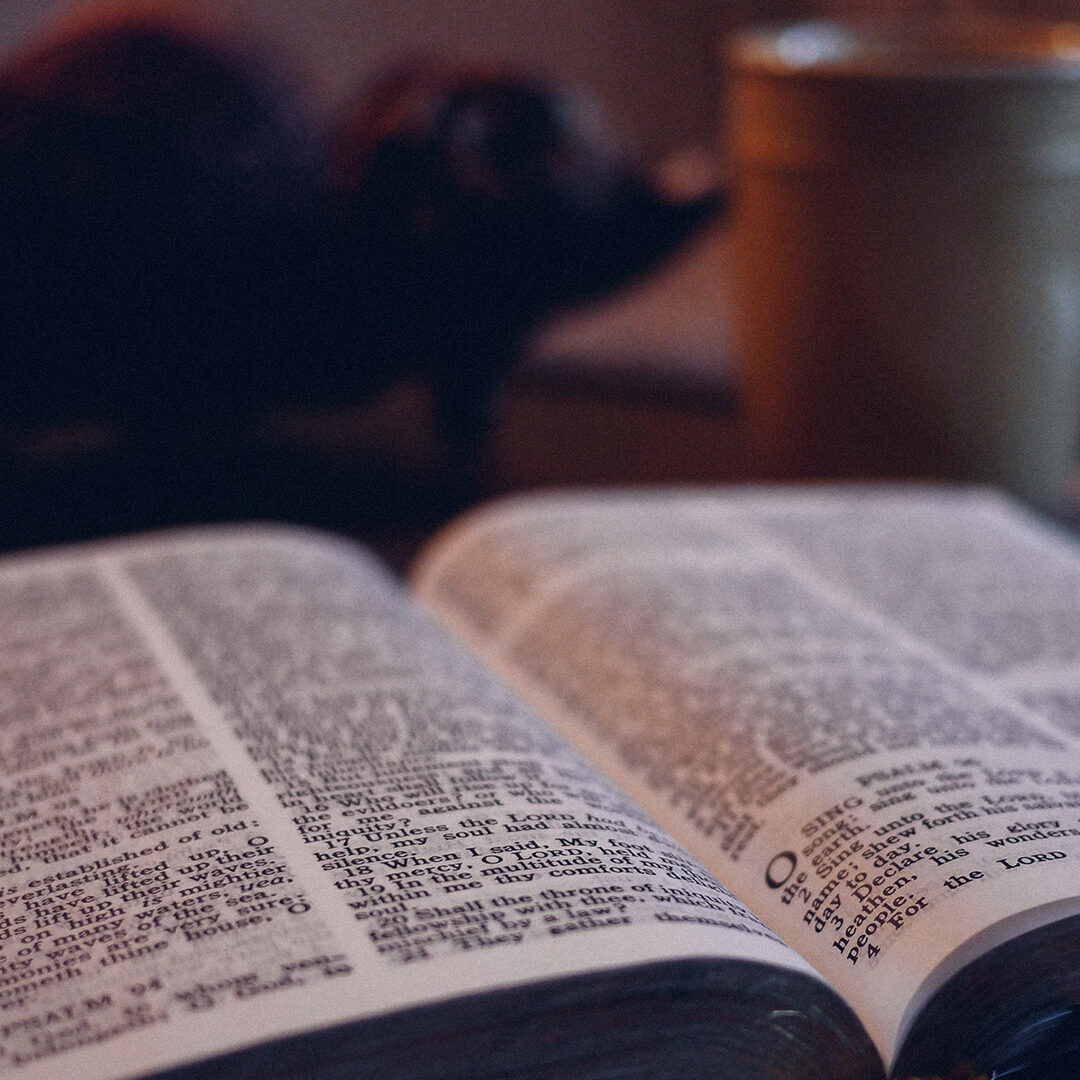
0, 4, 724, 570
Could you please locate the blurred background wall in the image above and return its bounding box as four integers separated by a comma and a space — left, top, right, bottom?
2, 0, 1070, 167
0, 0, 808, 164
2, 0, 1078, 558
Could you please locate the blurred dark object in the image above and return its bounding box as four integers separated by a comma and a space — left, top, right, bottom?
0, 4, 722, 550
0, 2, 320, 439
329, 56, 723, 475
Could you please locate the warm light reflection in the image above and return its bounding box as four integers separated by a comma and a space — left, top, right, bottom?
1048, 22, 1080, 61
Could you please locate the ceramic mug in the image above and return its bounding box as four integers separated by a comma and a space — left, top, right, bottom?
725, 16, 1080, 510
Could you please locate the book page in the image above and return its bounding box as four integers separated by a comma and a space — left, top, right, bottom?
0, 524, 819, 1080
413, 485, 1080, 1063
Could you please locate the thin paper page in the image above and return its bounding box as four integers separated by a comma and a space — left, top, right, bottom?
413, 486, 1080, 1062
0, 525, 814, 1080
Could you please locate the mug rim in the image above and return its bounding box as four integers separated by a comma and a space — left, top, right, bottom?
727, 15, 1080, 81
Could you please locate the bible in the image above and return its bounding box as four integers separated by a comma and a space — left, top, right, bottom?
2, 484, 1079, 1080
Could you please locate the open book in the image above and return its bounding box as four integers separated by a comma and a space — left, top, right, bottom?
2, 485, 1079, 1080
